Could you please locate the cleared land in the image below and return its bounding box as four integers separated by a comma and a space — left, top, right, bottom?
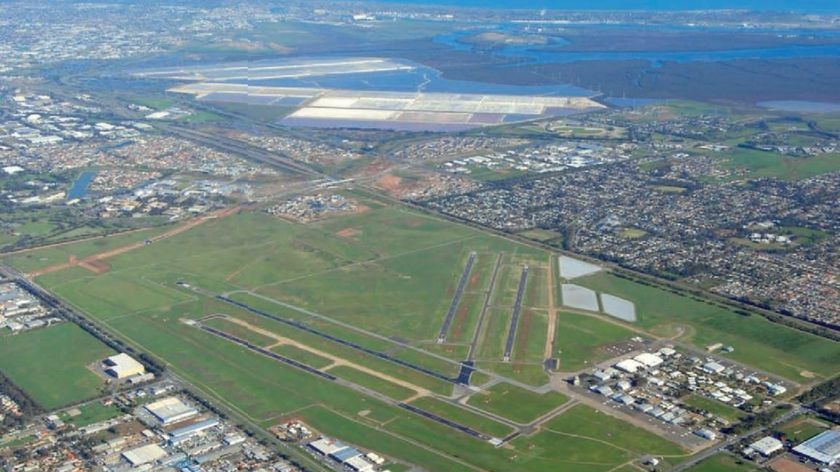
0, 323, 115, 409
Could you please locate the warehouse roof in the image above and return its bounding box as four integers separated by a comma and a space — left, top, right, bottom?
122, 443, 167, 466
104, 353, 145, 378
793, 430, 840, 465
144, 397, 198, 425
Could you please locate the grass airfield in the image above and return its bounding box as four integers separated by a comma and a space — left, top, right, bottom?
3, 193, 839, 471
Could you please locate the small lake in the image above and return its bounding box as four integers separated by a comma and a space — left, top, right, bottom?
758, 100, 840, 113
67, 171, 96, 200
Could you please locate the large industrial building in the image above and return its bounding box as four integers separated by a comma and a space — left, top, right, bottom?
103, 353, 145, 379
122, 443, 168, 467
793, 430, 840, 466
144, 397, 199, 425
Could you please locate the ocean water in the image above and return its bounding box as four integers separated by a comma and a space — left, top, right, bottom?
433, 29, 840, 65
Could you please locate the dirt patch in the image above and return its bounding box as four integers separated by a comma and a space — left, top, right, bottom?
768, 457, 813, 472
515, 309, 533, 360
376, 174, 403, 193
450, 303, 470, 341
468, 273, 480, 289
79, 259, 111, 274
336, 228, 362, 238
799, 370, 816, 379
28, 206, 239, 278
357, 410, 371, 417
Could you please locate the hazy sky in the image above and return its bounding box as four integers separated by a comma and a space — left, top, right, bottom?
371, 0, 840, 12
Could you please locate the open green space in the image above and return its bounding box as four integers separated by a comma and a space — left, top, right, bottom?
467, 383, 568, 424
408, 397, 514, 438
327, 365, 417, 401
682, 394, 747, 423
552, 311, 637, 371
542, 405, 686, 457
576, 272, 840, 382
130, 96, 175, 110
269, 344, 333, 370
685, 453, 762, 472
203, 317, 276, 347
61, 402, 124, 428
2, 225, 171, 273
0, 323, 114, 409
11, 200, 836, 470
719, 147, 840, 180
774, 415, 830, 443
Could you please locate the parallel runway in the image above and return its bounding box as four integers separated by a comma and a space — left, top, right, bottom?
198, 324, 337, 381
217, 295, 459, 384
437, 251, 477, 343
503, 266, 529, 362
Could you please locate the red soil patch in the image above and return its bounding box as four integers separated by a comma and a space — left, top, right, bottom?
768, 457, 813, 472
376, 174, 403, 193
336, 228, 362, 238
450, 303, 470, 341
515, 309, 533, 360
79, 259, 111, 274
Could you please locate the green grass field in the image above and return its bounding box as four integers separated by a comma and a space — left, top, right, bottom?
6, 199, 838, 471
2, 226, 171, 274
719, 147, 840, 180
576, 272, 840, 382
467, 383, 568, 424
542, 405, 686, 457
408, 397, 514, 438
685, 453, 762, 472
682, 394, 747, 423
269, 344, 333, 369
0, 324, 114, 409
61, 402, 124, 427
552, 311, 637, 371
327, 365, 418, 401
511, 404, 686, 472
774, 415, 830, 444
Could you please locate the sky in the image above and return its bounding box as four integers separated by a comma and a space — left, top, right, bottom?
370, 0, 840, 13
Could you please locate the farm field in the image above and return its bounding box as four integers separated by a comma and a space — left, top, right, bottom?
0, 323, 115, 409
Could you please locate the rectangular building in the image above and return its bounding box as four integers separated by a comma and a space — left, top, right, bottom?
104, 353, 145, 379
793, 430, 840, 465
144, 397, 198, 425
